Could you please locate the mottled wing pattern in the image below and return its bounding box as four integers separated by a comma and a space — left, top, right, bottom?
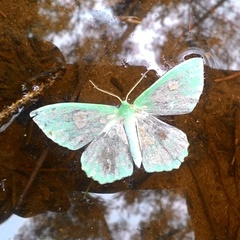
30, 103, 117, 150
134, 58, 204, 115
136, 113, 189, 172
81, 121, 133, 184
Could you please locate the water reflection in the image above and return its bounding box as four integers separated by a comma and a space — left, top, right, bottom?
38, 0, 240, 70
8, 190, 192, 239
1, 0, 240, 239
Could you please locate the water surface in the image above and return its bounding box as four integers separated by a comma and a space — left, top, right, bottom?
0, 0, 240, 239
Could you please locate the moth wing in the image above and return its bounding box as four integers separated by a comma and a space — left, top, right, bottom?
30, 102, 117, 150
81, 121, 133, 184
137, 113, 189, 172
134, 58, 204, 115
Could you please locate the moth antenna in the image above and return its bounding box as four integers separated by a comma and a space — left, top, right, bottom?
89, 80, 122, 103
125, 70, 150, 101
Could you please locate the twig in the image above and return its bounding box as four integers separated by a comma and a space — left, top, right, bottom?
117, 16, 141, 24
14, 149, 49, 211
214, 72, 240, 82
0, 65, 66, 126
0, 10, 7, 18
234, 108, 240, 165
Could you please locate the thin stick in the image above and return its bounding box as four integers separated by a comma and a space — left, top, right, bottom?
0, 10, 7, 18
14, 149, 49, 210
82, 180, 93, 199
214, 72, 240, 82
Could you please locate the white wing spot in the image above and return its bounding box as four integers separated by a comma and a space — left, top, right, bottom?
139, 126, 154, 145
168, 81, 180, 90
99, 118, 108, 125
62, 113, 70, 121
72, 111, 88, 129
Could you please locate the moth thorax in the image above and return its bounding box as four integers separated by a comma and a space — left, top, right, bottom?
118, 101, 136, 118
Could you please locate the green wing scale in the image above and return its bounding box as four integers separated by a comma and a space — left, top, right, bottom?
134, 58, 204, 115
30, 103, 117, 150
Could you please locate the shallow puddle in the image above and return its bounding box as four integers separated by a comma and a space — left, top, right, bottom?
1, 0, 240, 239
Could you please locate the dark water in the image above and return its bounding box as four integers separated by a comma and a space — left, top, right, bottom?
1, 0, 240, 239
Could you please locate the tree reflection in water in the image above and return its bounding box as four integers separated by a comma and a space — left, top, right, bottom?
14, 190, 193, 239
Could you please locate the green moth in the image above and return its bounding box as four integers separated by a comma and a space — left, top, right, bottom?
30, 58, 204, 184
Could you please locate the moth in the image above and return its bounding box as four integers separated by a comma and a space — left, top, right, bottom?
30, 58, 204, 184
